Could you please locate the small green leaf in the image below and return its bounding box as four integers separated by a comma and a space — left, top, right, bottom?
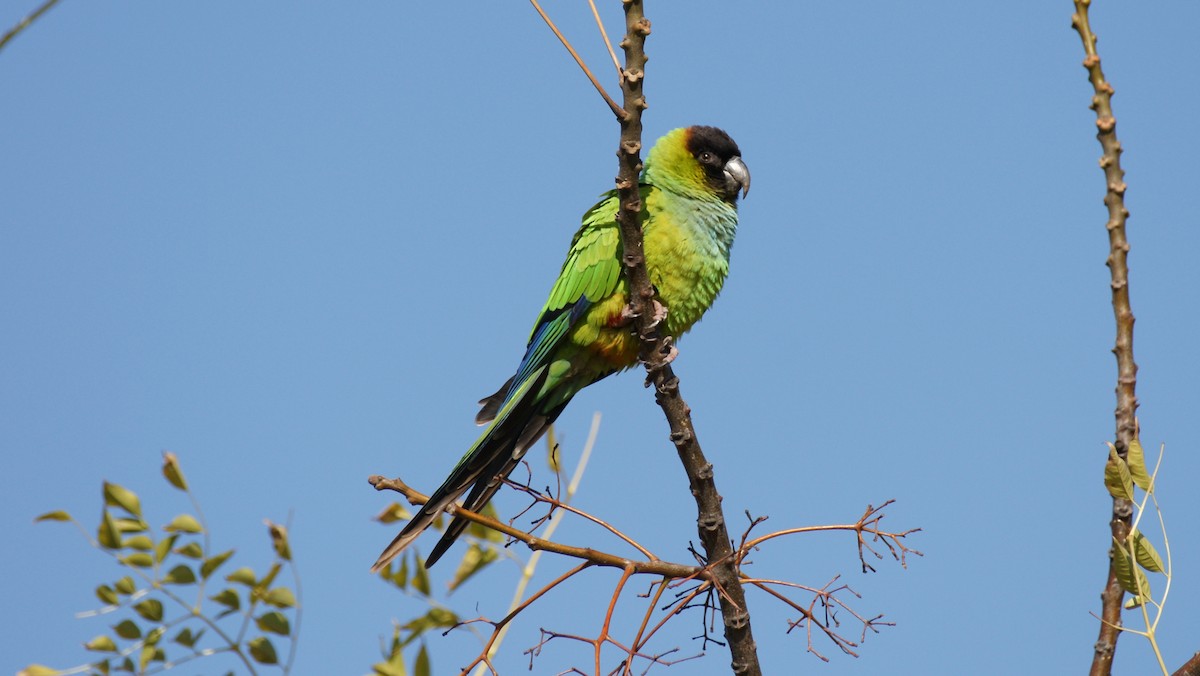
1131, 530, 1166, 574
201, 550, 235, 579
1126, 439, 1154, 492
163, 564, 196, 585
1104, 446, 1134, 501
143, 626, 165, 646
113, 518, 149, 533
173, 627, 204, 648
465, 503, 505, 543
103, 482, 142, 518
262, 587, 296, 608
374, 502, 412, 524
95, 584, 119, 605
256, 611, 291, 636
209, 588, 241, 611
1125, 595, 1146, 609
119, 553, 154, 568
257, 562, 282, 591
124, 535, 153, 551
449, 542, 500, 591
173, 541, 202, 560
112, 620, 141, 640
225, 567, 256, 586
371, 655, 407, 676
18, 664, 62, 676
394, 554, 409, 590
161, 452, 188, 491
156, 534, 180, 563
374, 624, 408, 676
133, 599, 163, 622
164, 514, 203, 534
138, 642, 165, 670
401, 608, 458, 639
414, 643, 431, 676
546, 424, 560, 472
412, 559, 431, 596
85, 635, 118, 652
35, 510, 72, 523
1113, 537, 1151, 597
266, 521, 291, 561
248, 636, 278, 664
114, 576, 136, 595
98, 512, 122, 549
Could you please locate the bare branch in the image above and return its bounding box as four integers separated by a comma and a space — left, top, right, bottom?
369, 474, 696, 578
1070, 3, 1138, 673
509, 479, 656, 560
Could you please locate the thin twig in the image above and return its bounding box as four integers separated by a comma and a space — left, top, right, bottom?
625, 576, 671, 674
459, 562, 592, 676
587, 0, 623, 78
1071, 3, 1138, 674
513, 482, 655, 559
528, 0, 625, 119
369, 475, 697, 578
0, 0, 62, 53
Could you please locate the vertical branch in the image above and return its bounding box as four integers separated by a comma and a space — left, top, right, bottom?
1071, 2, 1138, 675
612, 3, 762, 675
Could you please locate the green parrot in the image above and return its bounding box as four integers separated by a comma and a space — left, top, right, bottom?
372, 126, 749, 572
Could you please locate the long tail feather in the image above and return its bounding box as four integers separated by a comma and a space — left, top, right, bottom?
424, 412, 556, 567
371, 367, 555, 572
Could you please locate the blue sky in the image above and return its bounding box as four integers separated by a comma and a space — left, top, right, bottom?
4, 2, 1200, 674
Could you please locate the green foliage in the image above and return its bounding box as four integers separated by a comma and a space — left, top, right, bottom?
1102, 439, 1171, 619
23, 452, 301, 676
370, 500, 501, 676
1104, 446, 1134, 501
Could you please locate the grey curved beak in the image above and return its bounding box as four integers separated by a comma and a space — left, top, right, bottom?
723, 156, 751, 199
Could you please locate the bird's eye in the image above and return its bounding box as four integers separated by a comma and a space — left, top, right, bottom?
698, 151, 714, 163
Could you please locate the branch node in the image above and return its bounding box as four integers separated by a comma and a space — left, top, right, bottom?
724, 609, 750, 630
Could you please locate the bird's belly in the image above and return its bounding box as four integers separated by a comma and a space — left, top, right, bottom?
568, 293, 641, 371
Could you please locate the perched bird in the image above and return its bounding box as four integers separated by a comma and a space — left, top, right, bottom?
372, 126, 749, 572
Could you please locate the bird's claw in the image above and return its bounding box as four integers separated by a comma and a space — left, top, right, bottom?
648, 299, 669, 331
642, 336, 678, 387
658, 336, 678, 365
619, 299, 668, 332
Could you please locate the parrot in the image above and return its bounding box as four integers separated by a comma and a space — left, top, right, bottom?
372, 125, 749, 572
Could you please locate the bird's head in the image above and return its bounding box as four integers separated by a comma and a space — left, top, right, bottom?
645, 126, 750, 204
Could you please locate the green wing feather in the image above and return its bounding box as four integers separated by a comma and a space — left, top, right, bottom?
372, 191, 633, 571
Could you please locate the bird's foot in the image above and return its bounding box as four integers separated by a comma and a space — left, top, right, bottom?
618, 299, 668, 332
642, 336, 678, 387
658, 336, 679, 365
647, 298, 669, 331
